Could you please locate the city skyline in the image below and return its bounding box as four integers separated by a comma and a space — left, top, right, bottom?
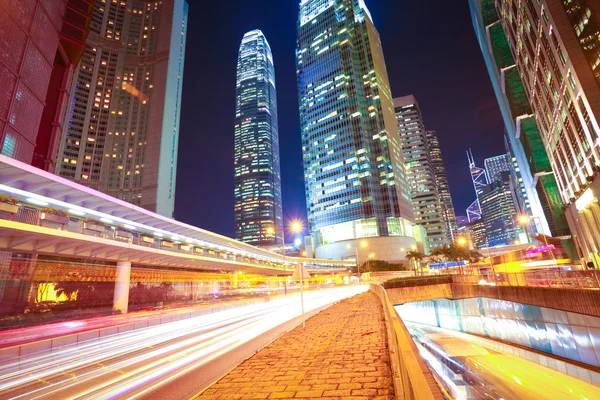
175, 0, 507, 238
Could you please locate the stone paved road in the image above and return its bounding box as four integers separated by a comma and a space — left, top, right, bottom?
196, 291, 394, 400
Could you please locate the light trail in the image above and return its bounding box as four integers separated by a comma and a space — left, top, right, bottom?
405, 322, 600, 399
0, 286, 367, 399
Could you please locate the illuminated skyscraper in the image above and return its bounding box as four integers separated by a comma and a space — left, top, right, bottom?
296, 0, 416, 262
484, 154, 511, 184
468, 0, 581, 251
234, 30, 283, 246
394, 96, 447, 249
480, 171, 526, 247
426, 130, 458, 241
55, 0, 188, 217
0, 1, 93, 170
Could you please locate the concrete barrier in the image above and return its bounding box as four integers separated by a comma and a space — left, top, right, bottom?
370, 284, 444, 400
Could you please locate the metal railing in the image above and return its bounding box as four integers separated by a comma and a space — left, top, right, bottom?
370, 284, 444, 400
452, 269, 600, 290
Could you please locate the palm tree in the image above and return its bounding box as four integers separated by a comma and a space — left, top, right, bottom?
405, 250, 425, 275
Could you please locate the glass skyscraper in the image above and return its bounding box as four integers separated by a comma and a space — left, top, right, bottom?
55, 0, 188, 218
394, 96, 448, 249
484, 154, 511, 184
426, 130, 458, 241
234, 30, 283, 247
296, 0, 416, 262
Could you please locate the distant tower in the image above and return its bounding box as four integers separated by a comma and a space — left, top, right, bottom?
466, 149, 488, 222
426, 130, 458, 241
394, 95, 448, 249
234, 30, 283, 246
484, 154, 511, 185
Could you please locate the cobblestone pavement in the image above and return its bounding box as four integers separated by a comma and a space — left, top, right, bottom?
196, 291, 394, 400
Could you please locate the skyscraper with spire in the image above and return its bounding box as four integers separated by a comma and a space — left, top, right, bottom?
296, 0, 416, 262
234, 30, 283, 246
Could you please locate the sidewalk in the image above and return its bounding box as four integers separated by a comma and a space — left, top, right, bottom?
196, 292, 394, 400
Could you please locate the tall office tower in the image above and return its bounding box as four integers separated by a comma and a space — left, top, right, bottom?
468, 0, 575, 244
296, 0, 416, 263
484, 154, 511, 184
234, 30, 283, 246
426, 130, 458, 241
394, 96, 447, 249
466, 150, 488, 222
0, 1, 93, 170
480, 171, 526, 247
55, 0, 188, 217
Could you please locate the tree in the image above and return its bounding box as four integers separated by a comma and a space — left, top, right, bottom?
430, 244, 484, 265
360, 259, 407, 272
405, 250, 425, 273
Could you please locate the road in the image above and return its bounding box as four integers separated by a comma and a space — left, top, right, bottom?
405, 322, 600, 399
0, 285, 367, 400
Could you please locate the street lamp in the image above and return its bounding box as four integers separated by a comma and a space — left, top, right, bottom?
457, 237, 467, 247
346, 240, 367, 275
517, 215, 532, 244
266, 220, 303, 294
368, 253, 375, 271
518, 214, 554, 260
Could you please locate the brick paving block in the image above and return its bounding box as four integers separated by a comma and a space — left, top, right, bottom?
269, 393, 295, 399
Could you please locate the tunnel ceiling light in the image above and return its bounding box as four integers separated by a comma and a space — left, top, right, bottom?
100, 218, 114, 224
26, 198, 49, 206
68, 209, 86, 216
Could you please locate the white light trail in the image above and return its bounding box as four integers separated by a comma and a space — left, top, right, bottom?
0, 286, 367, 399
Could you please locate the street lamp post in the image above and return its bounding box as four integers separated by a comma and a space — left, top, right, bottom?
267, 221, 303, 295
518, 215, 555, 261
456, 237, 467, 275
518, 215, 532, 244
346, 241, 367, 276
368, 253, 375, 271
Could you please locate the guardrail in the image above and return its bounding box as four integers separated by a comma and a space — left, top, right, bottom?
370, 284, 444, 400
453, 269, 600, 289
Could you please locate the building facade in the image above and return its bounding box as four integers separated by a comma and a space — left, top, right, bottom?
0, 0, 93, 170
234, 30, 283, 246
426, 130, 458, 241
480, 171, 526, 247
468, 0, 571, 240
55, 0, 188, 217
296, 0, 416, 263
484, 154, 511, 184
394, 96, 448, 249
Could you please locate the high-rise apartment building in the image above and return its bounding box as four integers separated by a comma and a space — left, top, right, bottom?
55, 0, 188, 217
234, 30, 283, 247
468, 0, 572, 241
480, 171, 526, 247
485, 154, 511, 184
0, 0, 93, 170
426, 130, 458, 241
296, 0, 416, 262
394, 96, 447, 249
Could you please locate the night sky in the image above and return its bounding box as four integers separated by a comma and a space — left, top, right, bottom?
174, 0, 506, 237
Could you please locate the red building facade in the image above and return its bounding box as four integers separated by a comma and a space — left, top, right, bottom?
0, 0, 92, 170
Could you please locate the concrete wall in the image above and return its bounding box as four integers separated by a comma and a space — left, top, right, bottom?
386, 280, 600, 318
316, 236, 417, 265
397, 297, 600, 369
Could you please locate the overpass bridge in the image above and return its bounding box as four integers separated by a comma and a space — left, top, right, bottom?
0, 155, 353, 312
